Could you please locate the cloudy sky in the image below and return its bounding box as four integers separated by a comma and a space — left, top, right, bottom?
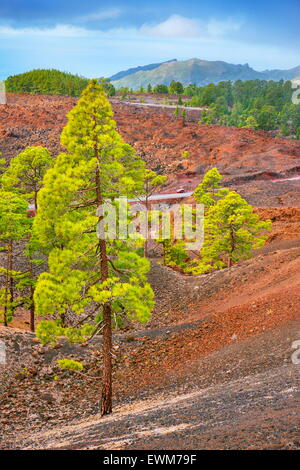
0, 0, 299, 80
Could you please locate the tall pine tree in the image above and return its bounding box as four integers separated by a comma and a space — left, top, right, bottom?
33, 80, 154, 415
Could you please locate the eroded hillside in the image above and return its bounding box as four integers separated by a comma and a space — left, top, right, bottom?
1, 93, 300, 206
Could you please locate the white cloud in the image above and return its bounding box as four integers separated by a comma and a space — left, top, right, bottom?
0, 15, 243, 40
0, 24, 90, 37
140, 14, 243, 39
140, 15, 201, 38
77, 8, 122, 23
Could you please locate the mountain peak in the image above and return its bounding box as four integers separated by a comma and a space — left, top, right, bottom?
111, 58, 300, 89
110, 59, 177, 82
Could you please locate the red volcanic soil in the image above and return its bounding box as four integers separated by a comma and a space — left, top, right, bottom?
1, 94, 300, 450
1, 93, 300, 205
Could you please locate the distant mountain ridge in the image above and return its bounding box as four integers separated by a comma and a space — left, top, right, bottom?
110, 59, 177, 81
111, 58, 300, 89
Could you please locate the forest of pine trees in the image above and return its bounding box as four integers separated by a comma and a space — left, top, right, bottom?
5, 69, 90, 97
140, 79, 300, 135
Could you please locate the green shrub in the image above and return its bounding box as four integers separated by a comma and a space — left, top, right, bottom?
57, 359, 84, 371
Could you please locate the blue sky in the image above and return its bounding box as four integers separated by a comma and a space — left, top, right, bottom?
0, 0, 299, 80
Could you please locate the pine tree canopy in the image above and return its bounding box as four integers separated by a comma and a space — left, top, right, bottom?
33, 80, 154, 345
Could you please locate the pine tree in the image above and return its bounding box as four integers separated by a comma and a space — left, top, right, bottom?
1, 146, 52, 209
174, 106, 179, 117
98, 78, 116, 97
33, 80, 154, 415
191, 191, 272, 274
155, 204, 190, 271
1, 146, 52, 330
193, 167, 229, 208
157, 237, 189, 269
0, 191, 32, 326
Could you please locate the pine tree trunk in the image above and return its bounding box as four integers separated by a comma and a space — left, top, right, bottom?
99, 237, 113, 416
144, 196, 149, 258
3, 272, 8, 327
34, 191, 38, 212
101, 303, 112, 415
3, 242, 14, 326
8, 241, 13, 307
95, 164, 113, 416
3, 247, 10, 327
29, 256, 35, 332
30, 300, 35, 332
30, 286, 35, 332
228, 226, 235, 268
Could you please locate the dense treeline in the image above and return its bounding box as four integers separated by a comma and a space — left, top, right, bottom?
186, 80, 300, 135
5, 69, 90, 97
127, 79, 300, 136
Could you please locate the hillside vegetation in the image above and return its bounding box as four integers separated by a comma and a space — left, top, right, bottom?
190, 79, 300, 135
5, 69, 89, 97
120, 79, 300, 135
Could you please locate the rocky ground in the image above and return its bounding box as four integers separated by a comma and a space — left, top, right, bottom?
1, 242, 300, 449
0, 93, 300, 449
13, 363, 300, 450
